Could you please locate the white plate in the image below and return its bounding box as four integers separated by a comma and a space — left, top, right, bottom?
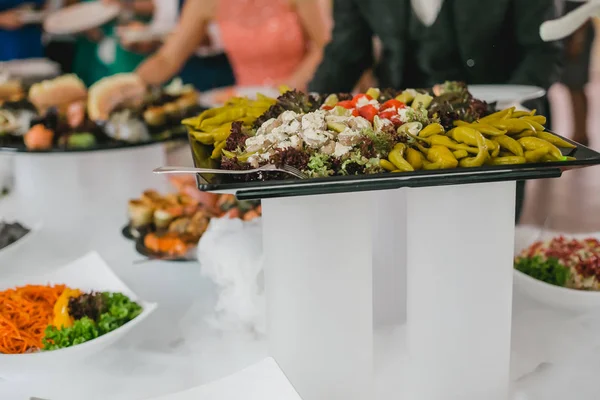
0, 251, 157, 379
43, 2, 120, 35
513, 225, 600, 312
0, 221, 42, 256
199, 86, 280, 108
469, 85, 546, 106
0, 58, 60, 80
18, 10, 46, 24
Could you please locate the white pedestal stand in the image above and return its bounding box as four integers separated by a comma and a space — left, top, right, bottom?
5, 144, 168, 222
262, 181, 515, 400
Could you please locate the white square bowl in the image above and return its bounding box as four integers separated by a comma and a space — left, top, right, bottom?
0, 251, 157, 379
514, 226, 600, 312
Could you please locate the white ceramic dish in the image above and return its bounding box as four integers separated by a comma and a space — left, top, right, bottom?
18, 10, 45, 24
199, 86, 280, 108
0, 58, 60, 80
0, 251, 157, 379
0, 221, 42, 256
513, 225, 600, 312
43, 2, 120, 35
469, 84, 546, 107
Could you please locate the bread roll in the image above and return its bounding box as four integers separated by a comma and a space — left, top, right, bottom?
87, 73, 147, 121
28, 74, 87, 114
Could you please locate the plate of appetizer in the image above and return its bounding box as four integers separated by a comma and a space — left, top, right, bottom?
0, 75, 201, 152
126, 189, 261, 261
0, 252, 156, 377
172, 81, 600, 198
514, 227, 600, 311
0, 220, 41, 255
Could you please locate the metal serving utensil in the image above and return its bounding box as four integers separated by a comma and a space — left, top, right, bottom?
153, 164, 308, 179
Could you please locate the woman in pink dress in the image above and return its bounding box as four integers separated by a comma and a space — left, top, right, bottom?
136, 0, 331, 91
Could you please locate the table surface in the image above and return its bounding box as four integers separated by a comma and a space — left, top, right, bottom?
1, 147, 600, 400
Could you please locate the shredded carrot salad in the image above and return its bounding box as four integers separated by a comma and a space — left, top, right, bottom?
0, 284, 65, 354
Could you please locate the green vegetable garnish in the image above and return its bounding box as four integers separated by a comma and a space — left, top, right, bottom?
307, 153, 333, 177
42, 292, 142, 350
514, 256, 571, 287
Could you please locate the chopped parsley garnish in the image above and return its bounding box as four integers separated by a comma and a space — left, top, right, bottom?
514, 256, 571, 287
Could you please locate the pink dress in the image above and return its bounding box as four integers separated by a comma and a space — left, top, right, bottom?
216, 0, 308, 86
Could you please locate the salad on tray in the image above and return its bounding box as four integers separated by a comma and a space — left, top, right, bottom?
183, 82, 576, 181
515, 236, 600, 290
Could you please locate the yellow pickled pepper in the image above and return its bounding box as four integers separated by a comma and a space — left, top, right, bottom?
459, 130, 488, 168
493, 135, 524, 156
406, 148, 424, 170
423, 145, 458, 169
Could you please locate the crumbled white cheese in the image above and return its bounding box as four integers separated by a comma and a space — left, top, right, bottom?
280, 110, 299, 123
325, 114, 352, 125
337, 127, 363, 146
256, 118, 278, 136
245, 135, 268, 153
333, 142, 352, 158
321, 141, 335, 155
289, 135, 302, 149
300, 127, 330, 148
355, 96, 380, 109
348, 116, 371, 131
397, 108, 413, 123
301, 110, 327, 131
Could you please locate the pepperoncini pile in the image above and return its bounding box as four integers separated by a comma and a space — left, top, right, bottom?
182, 94, 276, 160
382, 107, 576, 172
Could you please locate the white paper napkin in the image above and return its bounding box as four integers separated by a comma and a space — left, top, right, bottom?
148, 357, 302, 400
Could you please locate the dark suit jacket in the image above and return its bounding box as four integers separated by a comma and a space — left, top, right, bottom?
309, 0, 563, 93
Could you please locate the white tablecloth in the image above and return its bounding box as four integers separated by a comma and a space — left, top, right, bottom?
2, 146, 600, 400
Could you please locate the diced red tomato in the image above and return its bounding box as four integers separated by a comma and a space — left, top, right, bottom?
352, 108, 359, 117
390, 115, 403, 126
337, 100, 356, 109
352, 94, 373, 103
378, 110, 397, 120
358, 105, 378, 122
381, 99, 406, 111
321, 105, 334, 111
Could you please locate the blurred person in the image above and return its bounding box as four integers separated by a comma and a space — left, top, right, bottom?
309, 0, 563, 223
44, 0, 77, 73
561, 1, 596, 146
117, 0, 235, 91
0, 0, 45, 61
135, 0, 331, 91
101, 0, 156, 75
310, 0, 562, 92
72, 0, 155, 85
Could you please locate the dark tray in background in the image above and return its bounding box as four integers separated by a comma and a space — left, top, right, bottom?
188, 131, 600, 200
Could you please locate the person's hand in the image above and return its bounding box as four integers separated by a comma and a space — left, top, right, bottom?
0, 9, 24, 30
566, 22, 590, 60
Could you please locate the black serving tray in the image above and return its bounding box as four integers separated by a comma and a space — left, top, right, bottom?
0, 128, 188, 154
188, 131, 600, 200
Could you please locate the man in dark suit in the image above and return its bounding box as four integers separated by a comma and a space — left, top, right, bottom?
309, 0, 563, 222
309, 0, 562, 92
